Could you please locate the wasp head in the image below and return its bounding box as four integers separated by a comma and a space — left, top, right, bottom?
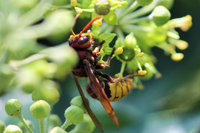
69, 35, 92, 49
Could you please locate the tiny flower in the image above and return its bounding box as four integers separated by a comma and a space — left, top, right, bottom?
30, 100, 51, 120
71, 0, 77, 7
170, 15, 192, 31
71, 96, 86, 112
94, 19, 102, 26
171, 53, 184, 61
138, 70, 147, 76
75, 7, 82, 14
180, 15, 192, 31
124, 33, 137, 49
117, 2, 122, 8
64, 105, 84, 125
116, 47, 123, 54
118, 47, 135, 61
95, 0, 111, 15
176, 40, 188, 50
4, 125, 22, 133
5, 99, 22, 117
49, 127, 67, 133
137, 52, 144, 57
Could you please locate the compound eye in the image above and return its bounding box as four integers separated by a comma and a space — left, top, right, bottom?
78, 36, 89, 45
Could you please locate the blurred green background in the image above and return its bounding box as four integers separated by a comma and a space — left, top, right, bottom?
0, 0, 200, 133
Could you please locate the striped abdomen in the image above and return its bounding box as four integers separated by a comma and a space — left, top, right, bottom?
104, 78, 133, 102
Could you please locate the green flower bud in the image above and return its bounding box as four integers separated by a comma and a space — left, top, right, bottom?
70, 114, 95, 133
5, 99, 22, 117
32, 80, 60, 105
29, 60, 57, 78
49, 127, 67, 133
0, 121, 5, 133
117, 33, 139, 62
124, 33, 137, 48
4, 125, 22, 133
9, 0, 39, 14
64, 105, 84, 125
152, 6, 171, 26
95, 0, 111, 15
157, 0, 174, 9
136, 0, 153, 6
45, 9, 73, 42
0, 65, 15, 95
49, 114, 62, 127
17, 68, 41, 93
30, 100, 51, 120
140, 63, 155, 80
118, 47, 135, 62
70, 96, 86, 112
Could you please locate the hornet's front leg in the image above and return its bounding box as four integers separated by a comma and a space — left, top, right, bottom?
83, 59, 119, 128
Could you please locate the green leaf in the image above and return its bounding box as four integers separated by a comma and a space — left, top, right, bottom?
103, 11, 118, 25
99, 33, 116, 47
114, 37, 123, 48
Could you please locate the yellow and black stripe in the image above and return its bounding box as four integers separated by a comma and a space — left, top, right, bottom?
104, 78, 133, 102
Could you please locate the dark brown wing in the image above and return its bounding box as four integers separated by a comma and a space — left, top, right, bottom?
83, 59, 119, 128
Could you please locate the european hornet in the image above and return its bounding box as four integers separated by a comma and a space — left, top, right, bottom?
69, 14, 143, 132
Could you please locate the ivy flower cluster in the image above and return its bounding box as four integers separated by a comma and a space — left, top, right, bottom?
72, 0, 192, 88
0, 0, 192, 132
2, 96, 94, 133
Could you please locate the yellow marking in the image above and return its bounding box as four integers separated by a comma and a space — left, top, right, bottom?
108, 78, 133, 102
109, 83, 116, 101
115, 82, 122, 101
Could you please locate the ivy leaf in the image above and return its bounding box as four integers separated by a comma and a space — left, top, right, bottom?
99, 33, 116, 47
103, 11, 118, 25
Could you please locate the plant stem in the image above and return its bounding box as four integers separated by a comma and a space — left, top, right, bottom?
45, 114, 50, 133
127, 16, 150, 24
82, 8, 94, 13
9, 53, 47, 70
123, 0, 159, 20
136, 59, 142, 71
17, 114, 33, 133
120, 62, 126, 75
119, 1, 139, 19
39, 119, 44, 133
61, 120, 71, 130
116, 28, 124, 42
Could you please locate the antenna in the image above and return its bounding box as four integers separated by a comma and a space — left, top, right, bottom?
79, 16, 102, 37
71, 13, 81, 36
